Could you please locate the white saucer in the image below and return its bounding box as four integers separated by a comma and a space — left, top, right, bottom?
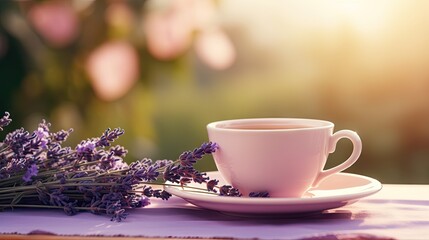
164, 171, 382, 215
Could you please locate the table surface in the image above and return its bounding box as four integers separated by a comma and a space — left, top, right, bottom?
1, 184, 428, 240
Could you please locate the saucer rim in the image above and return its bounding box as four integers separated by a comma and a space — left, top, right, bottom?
164, 171, 382, 205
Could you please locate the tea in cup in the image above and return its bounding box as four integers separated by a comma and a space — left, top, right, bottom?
207, 118, 362, 198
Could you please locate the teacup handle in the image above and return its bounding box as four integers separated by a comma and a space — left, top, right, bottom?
312, 130, 362, 187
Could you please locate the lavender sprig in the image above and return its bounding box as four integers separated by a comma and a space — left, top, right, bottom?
0, 112, 11, 131
0, 112, 262, 222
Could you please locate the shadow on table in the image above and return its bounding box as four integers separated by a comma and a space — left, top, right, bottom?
137, 196, 429, 225
130, 203, 367, 225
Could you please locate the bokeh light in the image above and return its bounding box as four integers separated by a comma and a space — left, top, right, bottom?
1, 0, 429, 184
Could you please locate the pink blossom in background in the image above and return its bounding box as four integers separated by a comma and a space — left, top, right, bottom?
85, 41, 139, 102
144, 3, 193, 61
28, 1, 79, 48
191, 0, 216, 31
195, 28, 236, 70
144, 0, 236, 70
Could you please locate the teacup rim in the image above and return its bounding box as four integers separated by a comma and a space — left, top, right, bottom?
207, 118, 334, 132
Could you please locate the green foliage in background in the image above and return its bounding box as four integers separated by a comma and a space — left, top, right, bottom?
1, 0, 429, 184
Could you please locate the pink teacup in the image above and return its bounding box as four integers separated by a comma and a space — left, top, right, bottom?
207, 118, 362, 198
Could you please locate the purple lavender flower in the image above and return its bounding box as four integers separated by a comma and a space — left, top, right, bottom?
91, 194, 128, 222
33, 127, 50, 149
37, 119, 51, 132
219, 185, 242, 197
153, 189, 172, 200
0, 112, 12, 131
171, 166, 209, 184
163, 164, 181, 183
139, 196, 151, 207
63, 202, 78, 216
112, 158, 128, 170
141, 165, 160, 181
76, 139, 96, 159
129, 158, 161, 182
90, 192, 128, 222
228, 188, 242, 197
97, 128, 125, 147
1, 114, 231, 222
98, 151, 118, 170
127, 195, 151, 208
179, 177, 192, 187
77, 140, 96, 153
94, 146, 128, 170
22, 164, 38, 183
179, 151, 197, 167
176, 166, 194, 178
142, 186, 154, 197
109, 205, 128, 222
190, 170, 208, 183
154, 159, 173, 168
0, 154, 8, 179
71, 172, 89, 179
45, 144, 72, 169
51, 129, 73, 143
49, 189, 70, 207
141, 186, 171, 200
206, 179, 219, 193
249, 191, 270, 198
113, 175, 134, 192
109, 145, 128, 157
179, 142, 218, 167
34, 127, 49, 139
54, 172, 67, 184
200, 142, 219, 153
4, 128, 35, 156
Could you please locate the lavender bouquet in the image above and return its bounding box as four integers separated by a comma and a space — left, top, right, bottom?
0, 112, 242, 221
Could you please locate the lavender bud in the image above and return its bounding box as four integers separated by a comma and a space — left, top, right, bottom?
201, 142, 219, 153
22, 164, 38, 183
206, 179, 219, 193
0, 112, 12, 130
128, 195, 151, 208
38, 119, 51, 132
228, 188, 242, 197
33, 127, 50, 149
63, 202, 78, 216
51, 129, 73, 142
76, 139, 96, 160
139, 196, 151, 207
153, 190, 172, 200
109, 145, 128, 157
110, 208, 128, 222
142, 186, 154, 197
179, 142, 219, 167
190, 170, 208, 184
4, 128, 35, 156
249, 191, 270, 198
179, 177, 192, 187
97, 128, 125, 147
163, 164, 180, 183
179, 151, 195, 167
54, 173, 67, 184
49, 189, 69, 207
219, 185, 242, 197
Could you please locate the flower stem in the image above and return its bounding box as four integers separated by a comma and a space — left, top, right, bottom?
0, 204, 91, 211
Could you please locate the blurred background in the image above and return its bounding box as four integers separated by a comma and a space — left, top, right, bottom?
1, 0, 428, 183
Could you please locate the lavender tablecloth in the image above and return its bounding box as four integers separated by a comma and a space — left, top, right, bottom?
1, 184, 428, 239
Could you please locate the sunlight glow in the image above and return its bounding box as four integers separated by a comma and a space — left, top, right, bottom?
334, 0, 391, 37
